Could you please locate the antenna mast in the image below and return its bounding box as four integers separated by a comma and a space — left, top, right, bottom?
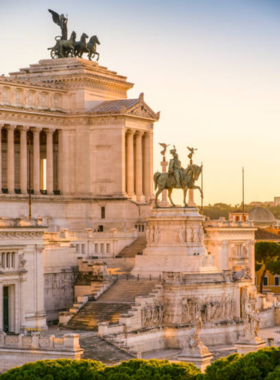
242, 167, 244, 220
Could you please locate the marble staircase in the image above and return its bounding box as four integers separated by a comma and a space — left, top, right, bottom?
67, 278, 159, 330
116, 236, 147, 258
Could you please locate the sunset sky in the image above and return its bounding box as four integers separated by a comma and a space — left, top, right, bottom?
1, 0, 280, 206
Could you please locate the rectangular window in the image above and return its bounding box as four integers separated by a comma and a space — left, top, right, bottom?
76, 245, 79, 253
275, 277, 280, 286
101, 207, 105, 219
98, 225, 103, 232
81, 244, 85, 254
264, 276, 268, 286
100, 244, 104, 254
95, 244, 98, 254
106, 244, 110, 253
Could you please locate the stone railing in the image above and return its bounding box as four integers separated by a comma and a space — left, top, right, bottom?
0, 332, 82, 352
204, 220, 255, 228
0, 217, 47, 228
44, 229, 137, 241
0, 332, 84, 373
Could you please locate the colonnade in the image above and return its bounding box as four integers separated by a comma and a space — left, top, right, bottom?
0, 124, 58, 195
125, 129, 153, 202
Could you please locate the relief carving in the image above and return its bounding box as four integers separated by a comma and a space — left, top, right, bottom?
141, 301, 164, 328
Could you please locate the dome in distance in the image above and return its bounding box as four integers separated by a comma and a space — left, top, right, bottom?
249, 207, 276, 227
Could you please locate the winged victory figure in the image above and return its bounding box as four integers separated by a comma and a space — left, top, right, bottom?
48, 9, 68, 40
187, 146, 197, 161
159, 143, 170, 157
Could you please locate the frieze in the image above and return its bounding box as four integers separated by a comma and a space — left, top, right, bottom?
141, 301, 164, 328
89, 117, 125, 126
0, 232, 44, 239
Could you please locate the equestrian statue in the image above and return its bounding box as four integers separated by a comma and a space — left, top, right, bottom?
154, 146, 203, 208
48, 9, 101, 61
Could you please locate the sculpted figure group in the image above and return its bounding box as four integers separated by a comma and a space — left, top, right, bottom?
48, 9, 100, 61
154, 145, 203, 207
181, 294, 235, 325
141, 301, 164, 328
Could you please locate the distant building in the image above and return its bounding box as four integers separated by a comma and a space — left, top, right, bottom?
229, 210, 249, 222
274, 197, 280, 206
248, 207, 276, 228
255, 228, 280, 294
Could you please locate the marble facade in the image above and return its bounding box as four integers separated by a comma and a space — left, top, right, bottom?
0, 58, 159, 230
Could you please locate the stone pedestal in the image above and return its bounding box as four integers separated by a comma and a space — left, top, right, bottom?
178, 345, 213, 372
178, 352, 213, 372
188, 189, 196, 207
132, 207, 218, 277
234, 334, 266, 354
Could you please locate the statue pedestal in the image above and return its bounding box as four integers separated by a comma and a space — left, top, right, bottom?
234, 334, 266, 354
188, 189, 196, 207
132, 207, 218, 277
178, 346, 213, 372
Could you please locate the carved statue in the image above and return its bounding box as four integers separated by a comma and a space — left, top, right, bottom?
154, 160, 203, 207
178, 226, 185, 243
187, 147, 197, 162
47, 10, 100, 61
154, 226, 161, 243
48, 9, 68, 40
186, 226, 194, 243
159, 143, 170, 160
168, 147, 182, 188
146, 226, 150, 244
183, 310, 210, 356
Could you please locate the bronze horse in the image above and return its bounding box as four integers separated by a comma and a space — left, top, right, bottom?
87, 35, 100, 61
74, 33, 89, 57
153, 164, 203, 208
48, 31, 76, 59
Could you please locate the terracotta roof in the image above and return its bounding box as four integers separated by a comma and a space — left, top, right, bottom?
255, 228, 280, 240
91, 99, 140, 113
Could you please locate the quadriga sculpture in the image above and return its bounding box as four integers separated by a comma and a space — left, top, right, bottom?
48, 9, 101, 61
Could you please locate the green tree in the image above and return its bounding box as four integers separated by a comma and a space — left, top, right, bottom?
255, 242, 280, 293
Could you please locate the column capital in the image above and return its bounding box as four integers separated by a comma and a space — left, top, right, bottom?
30, 127, 42, 134
18, 126, 29, 133
45, 128, 55, 135
135, 130, 144, 137
5, 124, 17, 131
126, 128, 136, 135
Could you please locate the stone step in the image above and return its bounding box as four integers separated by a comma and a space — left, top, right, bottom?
97, 279, 159, 303
67, 303, 132, 330
67, 278, 159, 330
116, 236, 147, 258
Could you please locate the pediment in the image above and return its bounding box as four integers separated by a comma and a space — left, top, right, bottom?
127, 101, 159, 120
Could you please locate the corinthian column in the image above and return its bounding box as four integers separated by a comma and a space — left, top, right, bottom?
135, 131, 144, 202
32, 128, 41, 195
126, 129, 135, 199
143, 132, 151, 202
46, 129, 54, 195
19, 126, 29, 194
7, 125, 16, 194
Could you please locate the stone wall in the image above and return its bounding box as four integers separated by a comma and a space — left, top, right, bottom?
44, 269, 77, 322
